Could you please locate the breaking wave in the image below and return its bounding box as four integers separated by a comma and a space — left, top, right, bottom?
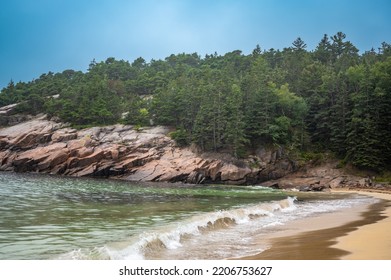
59, 197, 297, 259
56, 194, 379, 260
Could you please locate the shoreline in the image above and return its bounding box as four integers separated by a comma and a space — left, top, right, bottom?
238, 189, 391, 260
333, 190, 391, 259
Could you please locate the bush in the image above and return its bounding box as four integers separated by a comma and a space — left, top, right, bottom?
169, 129, 189, 147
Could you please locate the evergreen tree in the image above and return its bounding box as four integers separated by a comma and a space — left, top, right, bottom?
223, 84, 247, 157
1, 34, 390, 172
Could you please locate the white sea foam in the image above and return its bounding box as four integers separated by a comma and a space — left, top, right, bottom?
104, 197, 303, 259
56, 194, 379, 260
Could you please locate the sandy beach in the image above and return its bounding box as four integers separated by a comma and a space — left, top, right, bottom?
239, 189, 391, 260
334, 191, 391, 259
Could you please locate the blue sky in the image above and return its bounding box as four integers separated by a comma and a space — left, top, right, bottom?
1, 0, 390, 89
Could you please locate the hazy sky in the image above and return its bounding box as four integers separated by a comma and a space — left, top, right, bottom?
1, 0, 390, 89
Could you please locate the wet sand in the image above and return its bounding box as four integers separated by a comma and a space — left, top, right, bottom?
239, 190, 391, 260
334, 191, 391, 259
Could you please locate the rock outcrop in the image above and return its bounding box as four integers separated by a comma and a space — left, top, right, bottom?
0, 103, 35, 127
0, 115, 297, 184
262, 161, 390, 192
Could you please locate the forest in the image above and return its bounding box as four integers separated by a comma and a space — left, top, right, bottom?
1, 32, 390, 171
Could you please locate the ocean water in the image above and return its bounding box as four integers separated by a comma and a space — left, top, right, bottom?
0, 172, 378, 260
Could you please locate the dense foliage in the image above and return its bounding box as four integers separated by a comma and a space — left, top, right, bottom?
1, 32, 391, 170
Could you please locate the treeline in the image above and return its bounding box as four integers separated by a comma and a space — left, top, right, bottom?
1, 32, 391, 171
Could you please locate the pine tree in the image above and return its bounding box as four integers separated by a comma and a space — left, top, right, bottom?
223, 84, 247, 157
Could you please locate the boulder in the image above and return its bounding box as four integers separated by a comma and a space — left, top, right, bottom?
219, 164, 252, 183
328, 177, 346, 189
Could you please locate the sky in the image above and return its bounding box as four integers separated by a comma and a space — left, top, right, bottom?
1, 0, 391, 89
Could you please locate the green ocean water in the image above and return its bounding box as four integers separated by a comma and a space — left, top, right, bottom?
0, 172, 376, 260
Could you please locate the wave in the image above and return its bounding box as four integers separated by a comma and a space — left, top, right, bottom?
56, 197, 296, 260
57, 194, 378, 260
104, 197, 297, 259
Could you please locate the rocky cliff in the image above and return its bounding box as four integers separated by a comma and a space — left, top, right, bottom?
0, 115, 297, 185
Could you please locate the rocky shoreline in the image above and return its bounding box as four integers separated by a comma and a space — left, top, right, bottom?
0, 115, 297, 185
0, 115, 390, 191
262, 161, 391, 194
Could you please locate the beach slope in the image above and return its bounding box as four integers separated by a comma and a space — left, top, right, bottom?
240, 191, 391, 260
